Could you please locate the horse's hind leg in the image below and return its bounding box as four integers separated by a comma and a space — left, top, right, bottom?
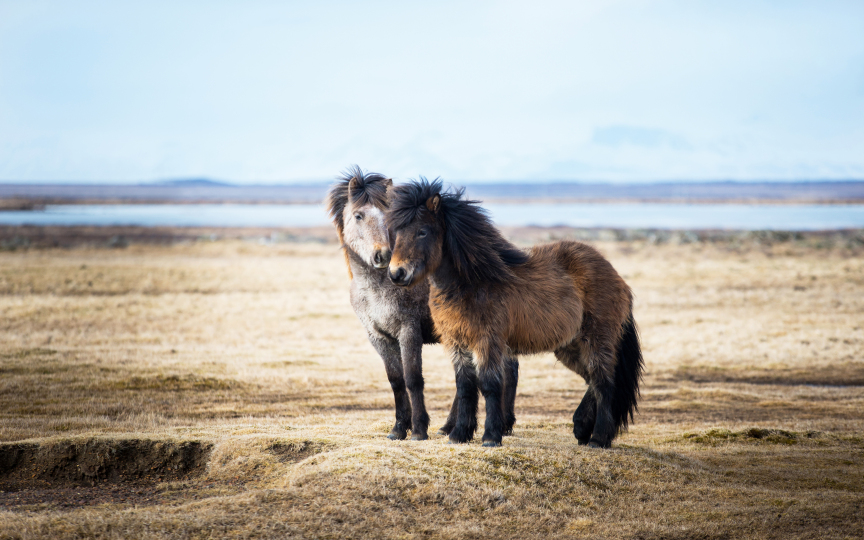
587, 315, 644, 448
584, 344, 619, 448
502, 355, 519, 436
368, 333, 412, 440
587, 380, 616, 448
554, 342, 595, 444
572, 389, 596, 445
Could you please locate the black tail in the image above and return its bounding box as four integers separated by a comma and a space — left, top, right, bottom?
611, 312, 644, 432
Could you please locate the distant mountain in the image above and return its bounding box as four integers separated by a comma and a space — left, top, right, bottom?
151, 178, 234, 187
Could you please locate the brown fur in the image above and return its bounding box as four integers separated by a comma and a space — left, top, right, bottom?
388, 178, 643, 448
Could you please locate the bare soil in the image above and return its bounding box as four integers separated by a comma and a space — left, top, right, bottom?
0, 228, 862, 539
0, 439, 211, 490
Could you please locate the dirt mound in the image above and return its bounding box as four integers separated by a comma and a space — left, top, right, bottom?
680, 428, 821, 446
266, 440, 326, 463
0, 439, 212, 491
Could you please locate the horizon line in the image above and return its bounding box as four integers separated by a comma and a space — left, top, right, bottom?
2, 178, 864, 187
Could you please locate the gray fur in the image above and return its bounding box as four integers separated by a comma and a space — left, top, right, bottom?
327, 168, 438, 440
344, 247, 437, 439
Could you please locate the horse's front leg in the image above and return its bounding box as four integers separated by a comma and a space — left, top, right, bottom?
399, 325, 430, 440
367, 333, 412, 440
476, 341, 506, 447
440, 355, 483, 436
438, 394, 459, 436
448, 347, 479, 444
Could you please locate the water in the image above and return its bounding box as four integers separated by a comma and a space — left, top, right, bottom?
485, 203, 864, 230
0, 203, 861, 230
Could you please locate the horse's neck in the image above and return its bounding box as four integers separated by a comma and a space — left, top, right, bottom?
345, 248, 386, 286
429, 256, 471, 299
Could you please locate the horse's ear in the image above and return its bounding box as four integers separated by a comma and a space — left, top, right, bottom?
348, 175, 360, 194
384, 177, 393, 188
426, 194, 441, 213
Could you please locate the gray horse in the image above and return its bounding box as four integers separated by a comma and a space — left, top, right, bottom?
327, 166, 437, 439
326, 166, 519, 441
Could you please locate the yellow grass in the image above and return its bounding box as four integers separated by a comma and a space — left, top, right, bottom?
0, 236, 862, 539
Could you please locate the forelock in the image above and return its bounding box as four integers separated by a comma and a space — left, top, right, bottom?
387, 177, 446, 230
389, 177, 528, 284
326, 165, 390, 233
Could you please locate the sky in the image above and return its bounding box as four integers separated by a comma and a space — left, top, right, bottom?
0, 1, 862, 184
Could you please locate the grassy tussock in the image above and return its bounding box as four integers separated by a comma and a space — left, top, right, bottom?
0, 238, 862, 539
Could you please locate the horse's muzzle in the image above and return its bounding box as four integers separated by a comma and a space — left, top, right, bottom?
388, 266, 410, 287
373, 248, 391, 269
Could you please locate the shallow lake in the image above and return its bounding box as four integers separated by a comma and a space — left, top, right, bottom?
0, 203, 861, 230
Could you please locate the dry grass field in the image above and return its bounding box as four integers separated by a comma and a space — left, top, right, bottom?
0, 229, 862, 539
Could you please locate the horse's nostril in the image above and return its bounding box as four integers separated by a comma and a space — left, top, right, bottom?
374, 251, 382, 265
388, 267, 406, 284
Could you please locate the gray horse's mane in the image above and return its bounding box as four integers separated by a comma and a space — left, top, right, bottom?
326, 165, 391, 239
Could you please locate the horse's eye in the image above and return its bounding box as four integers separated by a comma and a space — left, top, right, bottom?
354, 213, 362, 221
417, 229, 427, 238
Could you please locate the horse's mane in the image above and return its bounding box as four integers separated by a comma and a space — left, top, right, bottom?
326, 165, 391, 239
389, 178, 528, 285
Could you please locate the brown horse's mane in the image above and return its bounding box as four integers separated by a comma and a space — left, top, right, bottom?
388, 178, 528, 285
326, 165, 391, 240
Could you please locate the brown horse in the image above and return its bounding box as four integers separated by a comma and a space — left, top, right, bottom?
386, 178, 643, 448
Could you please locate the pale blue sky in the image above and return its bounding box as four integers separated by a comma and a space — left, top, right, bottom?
1, 1, 862, 183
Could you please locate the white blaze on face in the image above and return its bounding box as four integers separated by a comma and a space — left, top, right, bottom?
343, 204, 388, 267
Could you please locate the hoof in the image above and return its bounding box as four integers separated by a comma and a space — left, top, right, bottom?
450, 433, 472, 444
587, 439, 609, 449
437, 427, 451, 436
576, 437, 591, 446
447, 426, 475, 444
388, 431, 407, 441
482, 441, 502, 448
503, 417, 516, 436
410, 433, 428, 441
573, 425, 593, 443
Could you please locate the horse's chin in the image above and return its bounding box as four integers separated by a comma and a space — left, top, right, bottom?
389, 271, 418, 288
388, 262, 425, 287
404, 273, 425, 288
391, 276, 413, 287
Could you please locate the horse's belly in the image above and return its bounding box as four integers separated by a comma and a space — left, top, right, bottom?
429, 282, 583, 354
507, 297, 583, 354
